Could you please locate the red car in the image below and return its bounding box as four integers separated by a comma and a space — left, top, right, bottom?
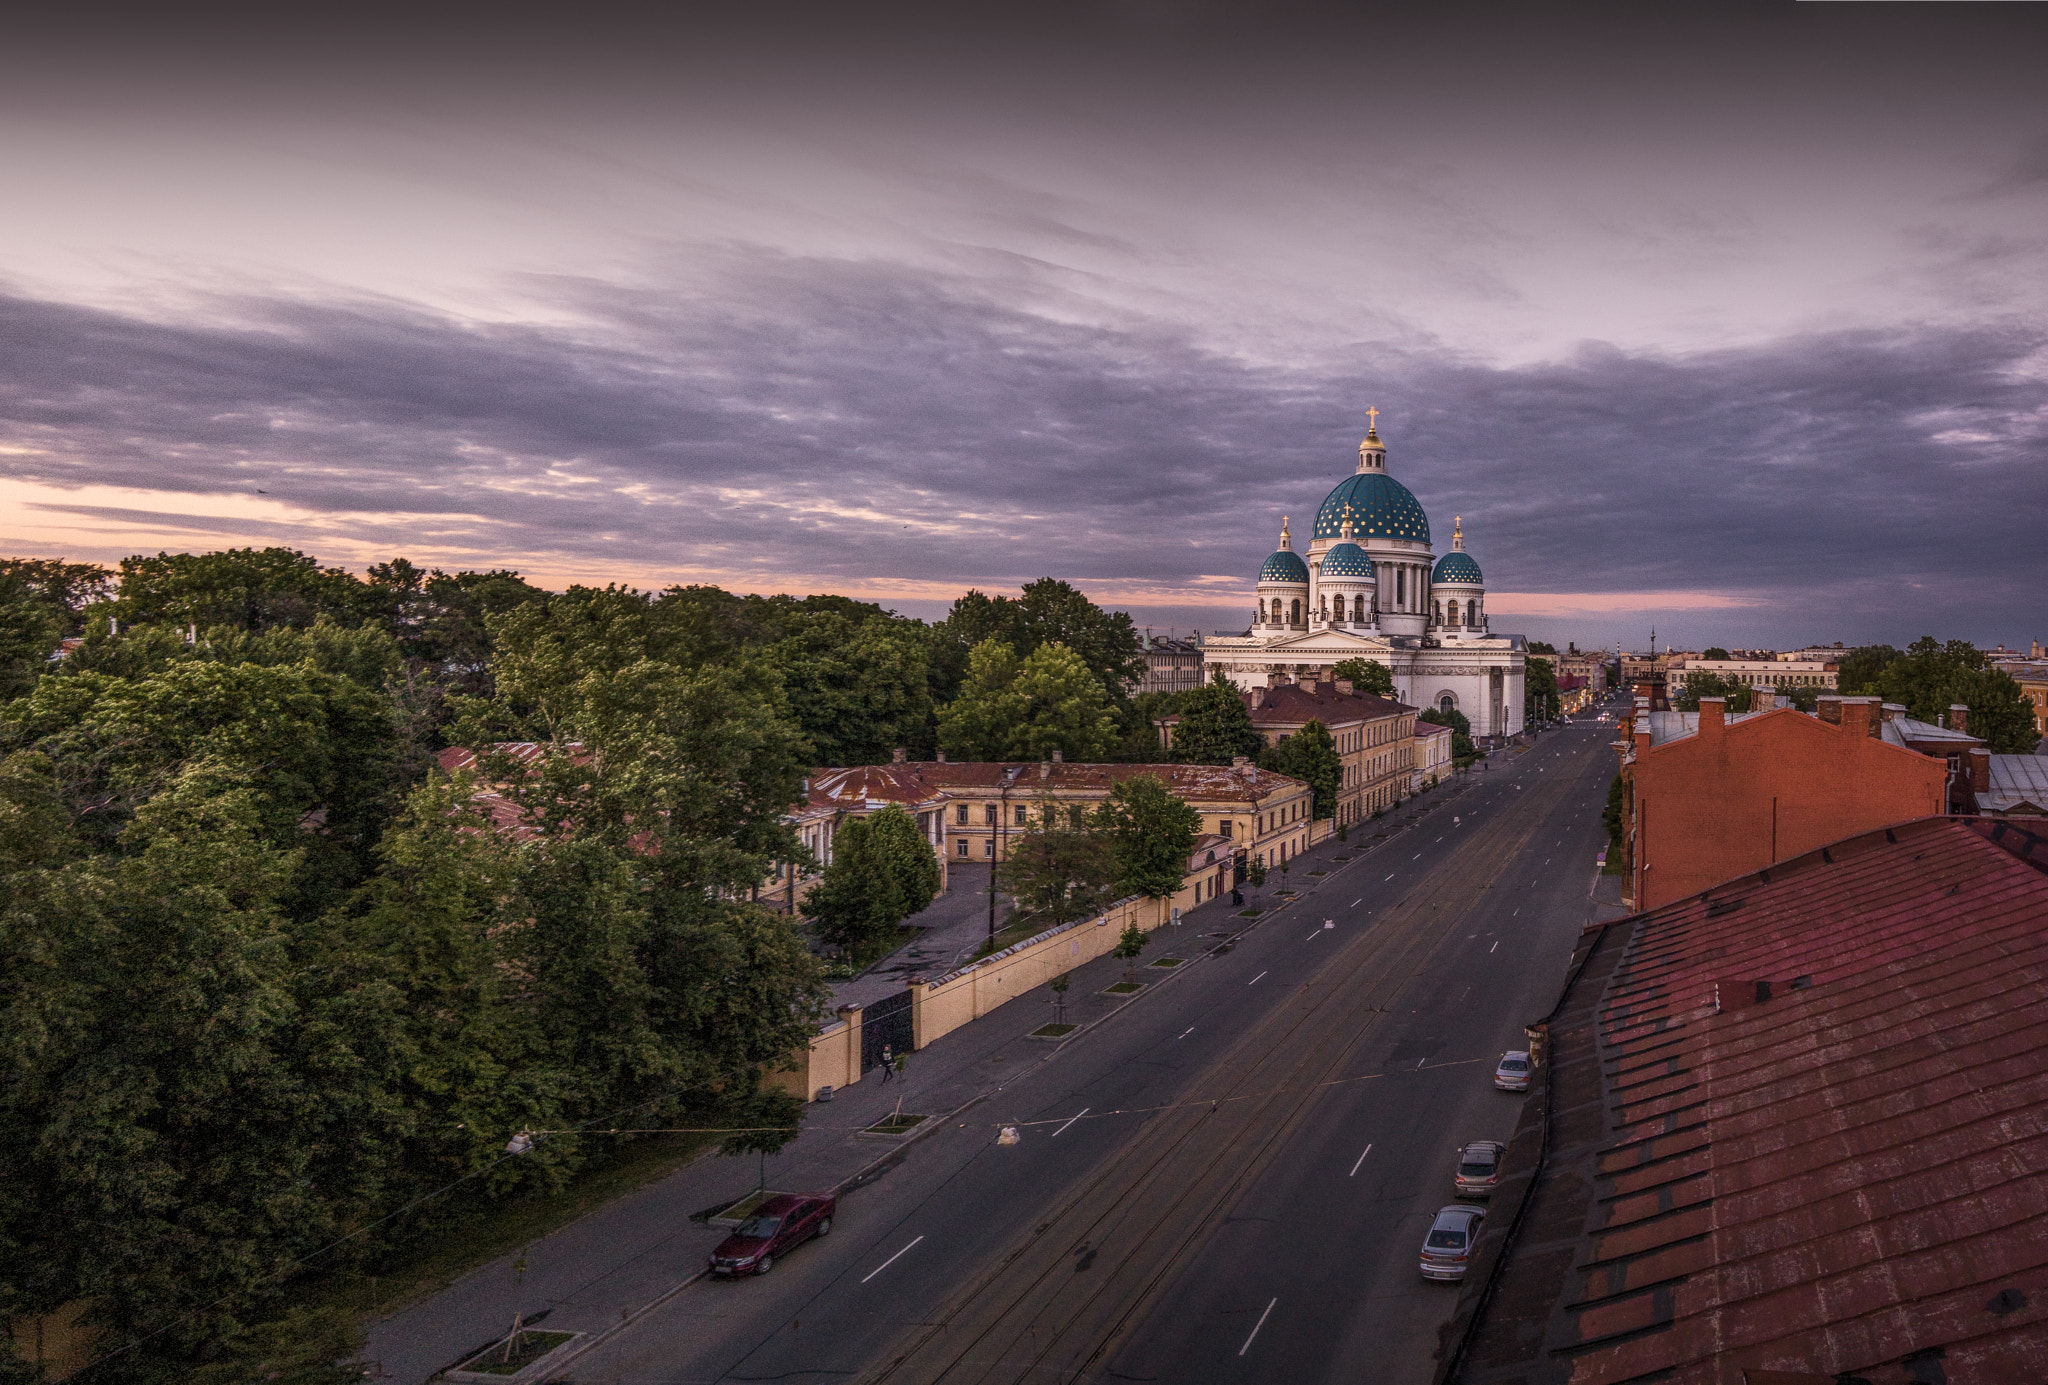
708, 1193, 836, 1276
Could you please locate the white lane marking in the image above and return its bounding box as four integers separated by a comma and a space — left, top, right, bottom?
1177, 1026, 1195, 1039
1436, 836, 1443, 842
1306, 929, 1322, 941
1350, 899, 1362, 908
1385, 873, 1396, 881
1348, 1143, 1374, 1176
1413, 853, 1422, 860
1513, 907, 1520, 916
1249, 971, 1268, 985
1490, 941, 1499, 953
1052, 1108, 1090, 1137
862, 1235, 924, 1283
1239, 1298, 1278, 1356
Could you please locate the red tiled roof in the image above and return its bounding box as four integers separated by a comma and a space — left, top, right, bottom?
1448, 815, 2048, 1385
1245, 682, 1414, 726
900, 760, 1304, 805
805, 763, 952, 811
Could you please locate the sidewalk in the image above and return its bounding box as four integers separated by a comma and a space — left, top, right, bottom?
361, 786, 1473, 1382
827, 862, 1012, 1011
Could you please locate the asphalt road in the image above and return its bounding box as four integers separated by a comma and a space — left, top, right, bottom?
567, 707, 1625, 1385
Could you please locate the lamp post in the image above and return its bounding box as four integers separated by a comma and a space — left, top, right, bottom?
989, 767, 1019, 943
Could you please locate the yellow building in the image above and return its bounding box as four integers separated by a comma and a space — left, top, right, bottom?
1243, 676, 1418, 823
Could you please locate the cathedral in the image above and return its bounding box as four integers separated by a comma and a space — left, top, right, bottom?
1202, 418, 1528, 738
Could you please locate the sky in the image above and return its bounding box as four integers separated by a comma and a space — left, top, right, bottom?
2, 1, 2045, 653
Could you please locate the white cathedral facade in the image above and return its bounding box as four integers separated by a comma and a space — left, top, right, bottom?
1202, 421, 1528, 738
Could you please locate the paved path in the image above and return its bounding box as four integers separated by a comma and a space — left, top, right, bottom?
829, 863, 1014, 1012
360, 742, 1558, 1383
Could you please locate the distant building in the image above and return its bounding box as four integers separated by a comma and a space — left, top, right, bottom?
1438, 815, 2048, 1385
1414, 720, 1453, 790
1132, 635, 1206, 696
1669, 658, 1837, 692
2007, 658, 2048, 739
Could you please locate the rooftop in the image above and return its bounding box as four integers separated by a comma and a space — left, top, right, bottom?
1245, 679, 1415, 725
1984, 754, 2048, 815
886, 759, 1306, 805
1444, 815, 2048, 1385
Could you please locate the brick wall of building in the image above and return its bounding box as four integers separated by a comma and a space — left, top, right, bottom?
1629, 699, 1948, 911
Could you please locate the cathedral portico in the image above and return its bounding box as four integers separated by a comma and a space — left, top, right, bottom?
1204, 419, 1527, 739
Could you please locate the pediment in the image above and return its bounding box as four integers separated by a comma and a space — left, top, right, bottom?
1248, 629, 1391, 653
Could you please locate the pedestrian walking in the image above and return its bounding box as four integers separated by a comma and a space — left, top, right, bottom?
879, 1045, 894, 1082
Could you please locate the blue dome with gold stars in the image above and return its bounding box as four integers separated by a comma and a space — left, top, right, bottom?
1433, 551, 1483, 585
1260, 549, 1309, 584
1320, 542, 1375, 580
1314, 472, 1431, 544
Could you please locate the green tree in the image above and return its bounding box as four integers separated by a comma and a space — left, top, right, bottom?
1096, 773, 1202, 899
0, 576, 61, 700
1527, 641, 1557, 655
1856, 636, 2040, 753
1673, 672, 1754, 714
942, 579, 1144, 698
1330, 657, 1395, 697
1111, 920, 1150, 983
997, 799, 1115, 927
1834, 645, 1902, 696
1525, 655, 1559, 725
802, 806, 940, 958
1602, 775, 1628, 874
767, 611, 935, 764
0, 557, 115, 629
1700, 647, 1730, 661
110, 547, 367, 632
1261, 719, 1343, 819
1169, 671, 1264, 765
937, 639, 1119, 763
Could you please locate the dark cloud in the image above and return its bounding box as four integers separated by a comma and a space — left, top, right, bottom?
3, 249, 2043, 651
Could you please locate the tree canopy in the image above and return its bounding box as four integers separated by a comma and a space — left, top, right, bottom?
942, 579, 1145, 699
1261, 719, 1342, 820
1842, 636, 2040, 753
803, 804, 941, 959
937, 639, 1120, 763
1096, 773, 1203, 898
1169, 672, 1264, 765
1330, 657, 1395, 697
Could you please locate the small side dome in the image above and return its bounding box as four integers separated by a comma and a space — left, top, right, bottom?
1261, 549, 1310, 584
1433, 551, 1483, 586
1321, 542, 1375, 580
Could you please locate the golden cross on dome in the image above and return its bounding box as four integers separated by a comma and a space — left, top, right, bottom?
1366, 406, 1379, 431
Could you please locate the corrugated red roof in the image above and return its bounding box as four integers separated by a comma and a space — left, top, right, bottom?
1245, 681, 1414, 726
1447, 816, 2048, 1385
898, 760, 1304, 805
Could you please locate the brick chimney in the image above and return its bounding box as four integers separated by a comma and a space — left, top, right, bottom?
1232, 755, 1251, 770
936, 750, 946, 762
892, 747, 907, 763
1334, 679, 1354, 696
1969, 746, 1991, 793
1840, 697, 1877, 738
1698, 697, 1726, 738
1816, 695, 1843, 726
1039, 760, 1051, 780
1051, 748, 1063, 762
1250, 687, 1266, 709
1750, 685, 1776, 713
1948, 703, 1970, 735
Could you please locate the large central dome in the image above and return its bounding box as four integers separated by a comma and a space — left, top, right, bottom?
1314, 472, 1431, 544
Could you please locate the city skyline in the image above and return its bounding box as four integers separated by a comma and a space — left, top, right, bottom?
2, 2, 2045, 651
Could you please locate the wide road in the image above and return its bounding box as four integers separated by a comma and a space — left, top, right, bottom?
568, 707, 1624, 1385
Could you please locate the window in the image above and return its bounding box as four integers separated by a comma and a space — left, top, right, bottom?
957, 839, 969, 857
1397, 568, 1405, 604
984, 804, 998, 826
1221, 819, 1233, 838
984, 838, 995, 858
1466, 599, 1477, 625
1015, 805, 1028, 826
956, 804, 969, 825
1290, 598, 1301, 624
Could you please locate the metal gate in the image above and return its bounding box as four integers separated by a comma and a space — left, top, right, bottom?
861, 988, 914, 1072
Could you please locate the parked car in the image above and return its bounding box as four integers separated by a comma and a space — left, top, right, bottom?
1453, 1140, 1507, 1197
709, 1193, 836, 1276
1494, 1051, 1531, 1091
1419, 1203, 1486, 1281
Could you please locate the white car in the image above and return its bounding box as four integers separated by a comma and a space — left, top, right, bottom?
1494, 1051, 1531, 1091
1419, 1204, 1486, 1281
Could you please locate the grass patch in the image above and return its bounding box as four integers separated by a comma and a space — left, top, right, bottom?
864, 1113, 930, 1136
1236, 909, 1262, 917
1147, 957, 1184, 968
1030, 1023, 1078, 1038
458, 1329, 577, 1375
304, 1131, 721, 1326
1306, 870, 1328, 876
711, 1188, 776, 1223
820, 926, 919, 978
970, 910, 1067, 959
1103, 981, 1143, 994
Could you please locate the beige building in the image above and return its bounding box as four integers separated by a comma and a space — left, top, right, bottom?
1414, 720, 1453, 790
1133, 635, 1206, 696
2008, 659, 2048, 738
917, 758, 1316, 883
1241, 677, 1418, 823
1669, 658, 1837, 692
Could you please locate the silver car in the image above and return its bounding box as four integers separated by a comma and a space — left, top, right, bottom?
1419, 1204, 1486, 1281
1494, 1051, 1531, 1091
1453, 1140, 1507, 1198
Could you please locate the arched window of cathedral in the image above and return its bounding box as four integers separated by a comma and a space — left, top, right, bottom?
1396, 568, 1405, 605
1290, 598, 1301, 625
1440, 693, 1456, 714
1467, 599, 1478, 626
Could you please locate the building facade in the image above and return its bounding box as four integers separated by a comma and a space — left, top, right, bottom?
1241, 677, 1418, 824
1200, 422, 1526, 738
1414, 720, 1453, 791
1132, 635, 1206, 696
1668, 658, 1837, 692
